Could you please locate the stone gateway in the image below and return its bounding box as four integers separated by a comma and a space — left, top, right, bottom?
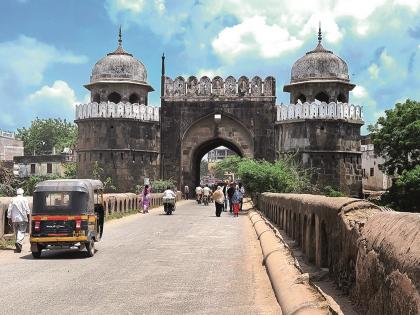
76, 27, 363, 196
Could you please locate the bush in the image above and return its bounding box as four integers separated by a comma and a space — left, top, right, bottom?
323, 186, 345, 197
236, 156, 314, 199
137, 179, 176, 193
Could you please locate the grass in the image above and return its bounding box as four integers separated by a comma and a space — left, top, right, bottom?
105, 209, 140, 222
0, 238, 15, 250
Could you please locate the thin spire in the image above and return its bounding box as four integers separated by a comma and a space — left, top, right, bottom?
318, 21, 322, 44
118, 25, 122, 47
161, 52, 165, 77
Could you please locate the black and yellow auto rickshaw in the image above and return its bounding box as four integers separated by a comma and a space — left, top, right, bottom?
30, 179, 105, 258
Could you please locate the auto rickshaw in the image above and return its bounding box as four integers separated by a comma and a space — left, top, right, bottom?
30, 179, 105, 258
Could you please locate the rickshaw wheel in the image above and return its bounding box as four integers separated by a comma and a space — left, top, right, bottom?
86, 239, 95, 257
32, 251, 42, 259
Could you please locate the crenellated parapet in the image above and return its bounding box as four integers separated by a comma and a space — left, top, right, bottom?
75, 102, 160, 121
276, 101, 363, 122
163, 75, 276, 100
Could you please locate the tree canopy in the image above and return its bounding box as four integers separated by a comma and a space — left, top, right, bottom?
17, 118, 78, 155
368, 99, 420, 175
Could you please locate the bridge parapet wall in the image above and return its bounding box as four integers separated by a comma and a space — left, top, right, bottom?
257, 193, 420, 314
0, 192, 181, 238
75, 102, 160, 121
276, 102, 363, 122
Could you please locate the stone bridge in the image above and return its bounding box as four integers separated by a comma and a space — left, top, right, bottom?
257, 193, 420, 314
1, 192, 418, 314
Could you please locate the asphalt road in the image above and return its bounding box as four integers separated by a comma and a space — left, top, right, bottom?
0, 200, 280, 315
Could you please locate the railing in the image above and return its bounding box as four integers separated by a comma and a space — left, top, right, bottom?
75, 102, 160, 121
276, 101, 363, 121
0, 192, 182, 237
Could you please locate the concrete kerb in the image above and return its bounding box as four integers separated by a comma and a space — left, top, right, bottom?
249, 210, 332, 315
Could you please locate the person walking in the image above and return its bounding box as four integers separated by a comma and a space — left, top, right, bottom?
231, 186, 243, 217
222, 182, 228, 211
227, 183, 235, 213
141, 184, 151, 213
7, 188, 30, 253
184, 185, 190, 200
212, 186, 224, 217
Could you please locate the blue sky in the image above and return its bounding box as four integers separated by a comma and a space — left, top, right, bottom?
0, 0, 419, 134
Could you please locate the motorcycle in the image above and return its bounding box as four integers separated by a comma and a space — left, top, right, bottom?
163, 196, 176, 215
203, 195, 209, 206
196, 194, 202, 204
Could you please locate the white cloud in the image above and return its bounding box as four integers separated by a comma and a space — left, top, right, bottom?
212, 16, 302, 61
27, 80, 79, 108
368, 63, 380, 80
352, 86, 368, 98
0, 35, 87, 87
380, 50, 396, 69
112, 0, 145, 14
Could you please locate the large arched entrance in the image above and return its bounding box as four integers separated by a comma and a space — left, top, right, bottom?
180, 113, 254, 191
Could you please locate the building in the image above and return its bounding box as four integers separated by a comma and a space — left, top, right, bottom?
207, 147, 235, 163
76, 27, 363, 196
0, 130, 24, 161
361, 135, 392, 192
14, 154, 74, 178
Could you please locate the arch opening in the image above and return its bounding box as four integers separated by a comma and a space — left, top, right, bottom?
108, 92, 121, 103
129, 93, 140, 103
320, 221, 329, 268
337, 93, 347, 103
193, 139, 243, 188
315, 92, 329, 103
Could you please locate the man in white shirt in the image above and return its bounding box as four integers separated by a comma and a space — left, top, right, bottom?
7, 188, 31, 253
195, 186, 203, 203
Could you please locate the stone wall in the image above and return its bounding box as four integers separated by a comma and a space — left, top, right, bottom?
76, 118, 160, 192
276, 119, 363, 196
161, 75, 276, 189
257, 193, 420, 314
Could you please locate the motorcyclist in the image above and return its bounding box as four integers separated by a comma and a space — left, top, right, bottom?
195, 185, 203, 204
163, 186, 176, 199
163, 186, 176, 214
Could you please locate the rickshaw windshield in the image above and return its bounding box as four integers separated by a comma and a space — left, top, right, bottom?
33, 191, 89, 214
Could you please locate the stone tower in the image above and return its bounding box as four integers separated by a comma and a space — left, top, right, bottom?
75, 29, 160, 192
277, 26, 364, 196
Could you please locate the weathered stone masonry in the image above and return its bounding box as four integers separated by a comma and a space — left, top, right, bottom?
258, 193, 420, 314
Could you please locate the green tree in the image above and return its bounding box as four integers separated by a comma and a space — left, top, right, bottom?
214, 156, 242, 179
92, 161, 116, 192
17, 118, 78, 155
381, 165, 420, 212
368, 99, 420, 175
0, 163, 21, 196
63, 162, 77, 179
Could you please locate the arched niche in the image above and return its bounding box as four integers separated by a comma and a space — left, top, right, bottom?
314, 91, 329, 103
108, 92, 121, 103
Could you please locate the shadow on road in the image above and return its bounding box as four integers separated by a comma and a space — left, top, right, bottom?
19, 249, 93, 260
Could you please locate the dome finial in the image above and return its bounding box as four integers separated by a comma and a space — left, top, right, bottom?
318, 21, 322, 44
118, 25, 122, 47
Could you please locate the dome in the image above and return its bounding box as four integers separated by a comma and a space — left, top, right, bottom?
90, 34, 148, 85
290, 42, 349, 83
